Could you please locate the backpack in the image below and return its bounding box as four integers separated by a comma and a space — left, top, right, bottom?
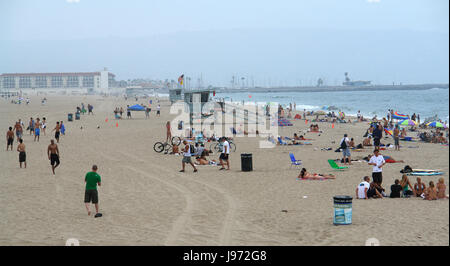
340, 138, 348, 149
189, 144, 196, 155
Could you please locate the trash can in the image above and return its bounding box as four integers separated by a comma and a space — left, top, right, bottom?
241, 153, 253, 172
68, 113, 73, 122
75, 112, 81, 120
333, 196, 352, 225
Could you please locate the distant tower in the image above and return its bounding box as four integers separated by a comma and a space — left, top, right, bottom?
344, 72, 350, 82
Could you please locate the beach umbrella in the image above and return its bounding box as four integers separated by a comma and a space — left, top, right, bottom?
427, 121, 446, 128
398, 119, 417, 126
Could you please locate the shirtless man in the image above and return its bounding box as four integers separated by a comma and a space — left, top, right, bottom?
47, 140, 60, 175
17, 139, 26, 168
52, 122, 61, 143
29, 117, 35, 136
393, 125, 400, 151
14, 121, 23, 142
34, 118, 41, 142
6, 127, 14, 151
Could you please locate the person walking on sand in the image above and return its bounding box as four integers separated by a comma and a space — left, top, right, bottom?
28, 117, 35, 136
166, 121, 172, 143
14, 121, 23, 142
179, 140, 198, 173
7, 127, 14, 151
219, 137, 230, 170
42, 117, 47, 136
84, 165, 102, 217
17, 139, 26, 168
368, 149, 385, 187
47, 139, 60, 175
60, 121, 65, 136
52, 122, 61, 143
34, 118, 41, 142
340, 134, 352, 165
373, 124, 383, 150
393, 125, 400, 151
127, 105, 132, 119
156, 104, 161, 117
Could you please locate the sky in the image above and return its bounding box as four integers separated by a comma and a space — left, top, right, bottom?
0, 0, 449, 86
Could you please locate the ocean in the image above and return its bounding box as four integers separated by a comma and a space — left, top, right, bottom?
214, 87, 449, 122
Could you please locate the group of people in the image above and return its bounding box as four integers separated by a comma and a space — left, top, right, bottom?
178, 137, 231, 173
6, 118, 64, 174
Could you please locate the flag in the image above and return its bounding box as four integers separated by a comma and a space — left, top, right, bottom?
178, 74, 184, 85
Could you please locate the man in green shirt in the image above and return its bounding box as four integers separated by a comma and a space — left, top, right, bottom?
84, 165, 102, 217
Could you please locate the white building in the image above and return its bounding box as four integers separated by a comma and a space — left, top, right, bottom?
0, 68, 116, 94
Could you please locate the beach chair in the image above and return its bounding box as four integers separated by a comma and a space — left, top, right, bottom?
327, 159, 349, 170
289, 153, 302, 168
277, 137, 288, 145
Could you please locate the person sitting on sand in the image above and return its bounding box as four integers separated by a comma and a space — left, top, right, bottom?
298, 168, 335, 180
367, 182, 384, 199
348, 138, 355, 148
413, 178, 426, 197
400, 128, 407, 138
390, 179, 403, 198
171, 144, 180, 155
294, 133, 301, 140
437, 178, 448, 199
363, 136, 372, 147
383, 155, 405, 163
399, 174, 415, 197
424, 181, 438, 200
356, 176, 371, 199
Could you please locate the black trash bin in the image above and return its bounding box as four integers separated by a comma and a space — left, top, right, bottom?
68, 113, 73, 122
75, 112, 81, 120
241, 153, 253, 172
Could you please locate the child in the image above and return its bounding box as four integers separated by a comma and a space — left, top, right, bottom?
437, 178, 448, 199
424, 181, 437, 201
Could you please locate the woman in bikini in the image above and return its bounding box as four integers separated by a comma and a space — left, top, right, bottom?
437, 178, 448, 199
424, 181, 438, 200
413, 177, 426, 197
298, 168, 335, 180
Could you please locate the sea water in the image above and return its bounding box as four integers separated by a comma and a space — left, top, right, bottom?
214, 87, 449, 121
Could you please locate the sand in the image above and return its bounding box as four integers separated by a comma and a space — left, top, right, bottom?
0, 95, 448, 246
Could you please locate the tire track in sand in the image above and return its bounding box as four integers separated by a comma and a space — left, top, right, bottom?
95, 149, 195, 246
119, 150, 238, 246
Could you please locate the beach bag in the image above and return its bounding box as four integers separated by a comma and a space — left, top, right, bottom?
400, 165, 413, 174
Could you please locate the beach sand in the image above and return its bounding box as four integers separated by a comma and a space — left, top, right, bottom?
0, 95, 448, 246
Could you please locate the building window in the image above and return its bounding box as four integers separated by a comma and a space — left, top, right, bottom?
67, 76, 79, 88
2, 76, 16, 89
35, 76, 48, 88
51, 76, 63, 88
19, 76, 32, 88
82, 76, 94, 88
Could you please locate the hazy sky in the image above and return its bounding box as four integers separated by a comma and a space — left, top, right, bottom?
2, 0, 448, 40
1, 0, 449, 85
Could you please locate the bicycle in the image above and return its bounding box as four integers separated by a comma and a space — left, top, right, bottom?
153, 136, 182, 153
210, 140, 237, 153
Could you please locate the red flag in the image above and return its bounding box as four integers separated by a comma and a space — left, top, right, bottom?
332, 123, 335, 129
213, 91, 216, 96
